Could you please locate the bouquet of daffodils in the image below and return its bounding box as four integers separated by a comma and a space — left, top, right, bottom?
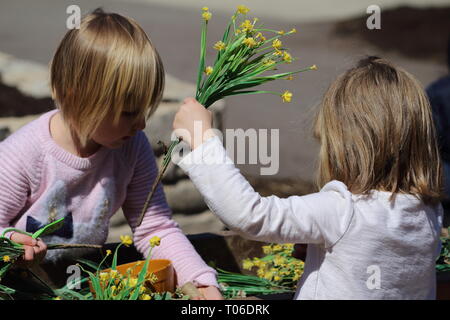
217, 243, 304, 299
138, 5, 316, 225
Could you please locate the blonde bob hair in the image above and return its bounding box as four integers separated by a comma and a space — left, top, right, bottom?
50, 8, 165, 147
314, 56, 443, 205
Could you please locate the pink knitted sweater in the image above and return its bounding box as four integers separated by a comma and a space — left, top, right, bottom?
0, 109, 218, 288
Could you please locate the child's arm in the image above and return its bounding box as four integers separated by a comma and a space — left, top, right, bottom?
121, 132, 220, 291
0, 136, 47, 265
173, 98, 354, 247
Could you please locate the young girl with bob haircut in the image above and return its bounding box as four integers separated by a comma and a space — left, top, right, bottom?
173, 56, 444, 299
0, 8, 222, 299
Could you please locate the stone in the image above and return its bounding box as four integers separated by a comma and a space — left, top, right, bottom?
172, 210, 226, 235
163, 179, 208, 214
0, 127, 10, 141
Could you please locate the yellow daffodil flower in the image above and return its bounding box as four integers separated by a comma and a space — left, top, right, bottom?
263, 59, 275, 67
204, 66, 213, 75
240, 20, 254, 32
242, 37, 257, 48
202, 11, 212, 21
278, 30, 285, 35
262, 245, 273, 255
242, 259, 254, 270
281, 91, 293, 103
120, 235, 133, 247
310, 64, 318, 70
141, 294, 152, 300
213, 41, 226, 51
285, 75, 294, 80
149, 236, 161, 247
99, 272, 109, 282
272, 39, 282, 49
109, 270, 119, 280
106, 249, 112, 256
283, 51, 292, 63
2, 255, 11, 263
237, 5, 250, 14
202, 7, 209, 11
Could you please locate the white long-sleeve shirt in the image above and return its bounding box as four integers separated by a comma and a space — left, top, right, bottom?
177, 135, 443, 299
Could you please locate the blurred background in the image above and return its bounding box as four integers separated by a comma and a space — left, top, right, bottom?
0, 0, 449, 239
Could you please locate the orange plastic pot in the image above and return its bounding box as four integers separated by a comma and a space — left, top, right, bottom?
89, 259, 175, 294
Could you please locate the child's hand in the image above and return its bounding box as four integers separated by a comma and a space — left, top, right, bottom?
197, 286, 224, 300
173, 97, 216, 150
10, 232, 47, 268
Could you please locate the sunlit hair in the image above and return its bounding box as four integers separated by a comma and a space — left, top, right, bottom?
314, 56, 443, 205
50, 8, 165, 147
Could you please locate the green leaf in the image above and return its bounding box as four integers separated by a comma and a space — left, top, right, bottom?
32, 217, 65, 239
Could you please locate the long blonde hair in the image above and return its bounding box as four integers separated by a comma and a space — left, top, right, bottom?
314, 56, 443, 205
50, 8, 165, 147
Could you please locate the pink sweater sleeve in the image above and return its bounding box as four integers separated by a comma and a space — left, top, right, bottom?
122, 132, 218, 288
0, 132, 39, 239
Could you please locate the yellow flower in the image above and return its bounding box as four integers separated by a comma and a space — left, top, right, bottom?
281, 91, 293, 103
110, 285, 117, 292
204, 66, 213, 75
109, 269, 119, 279
213, 41, 226, 51
99, 272, 109, 282
141, 294, 152, 300
242, 259, 254, 270
264, 271, 274, 281
148, 273, 158, 283
242, 37, 257, 48
273, 244, 283, 252
236, 29, 242, 34
262, 245, 273, 255
255, 32, 266, 42
263, 59, 276, 67
274, 256, 285, 266
149, 236, 161, 247
106, 249, 112, 256
290, 28, 297, 34
272, 39, 282, 49
240, 20, 254, 32
236, 5, 250, 14
274, 275, 281, 281
278, 30, 285, 35
257, 268, 265, 278
273, 49, 283, 56
310, 64, 318, 70
282, 52, 292, 63
285, 75, 294, 80
120, 235, 133, 247
2, 255, 11, 263
202, 11, 212, 21
128, 277, 138, 287
54, 296, 62, 300
202, 7, 209, 11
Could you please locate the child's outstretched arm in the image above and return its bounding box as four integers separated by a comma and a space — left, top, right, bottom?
173, 98, 354, 247
121, 131, 222, 299
0, 133, 48, 266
